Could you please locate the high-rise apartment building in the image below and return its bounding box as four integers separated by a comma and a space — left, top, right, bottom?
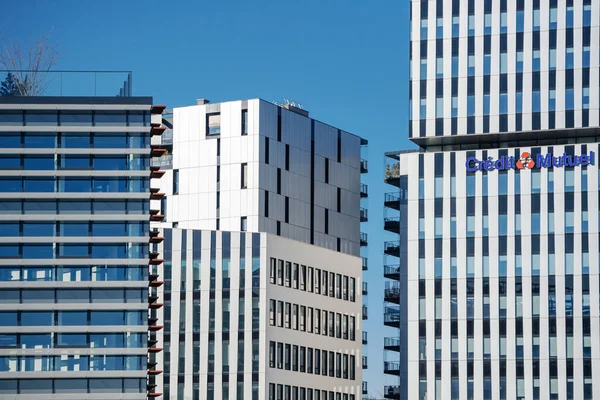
0, 91, 165, 398
384, 1, 600, 399
149, 98, 366, 399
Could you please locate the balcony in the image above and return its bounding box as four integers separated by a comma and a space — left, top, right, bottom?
384, 152, 400, 187
384, 282, 401, 304
384, 306, 400, 328
384, 385, 401, 399
384, 217, 400, 233
360, 183, 368, 198
362, 382, 368, 395
362, 257, 368, 271
384, 241, 400, 257
384, 192, 401, 210
362, 281, 368, 295
362, 331, 368, 345
161, 128, 173, 145
384, 264, 400, 280
360, 159, 368, 173
151, 154, 173, 169
362, 305, 368, 320
360, 232, 368, 247
360, 208, 368, 222
384, 361, 401, 376
384, 337, 401, 352
362, 356, 368, 369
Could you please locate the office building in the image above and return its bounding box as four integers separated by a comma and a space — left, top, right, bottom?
149, 98, 366, 399
384, 1, 600, 399
0, 87, 165, 398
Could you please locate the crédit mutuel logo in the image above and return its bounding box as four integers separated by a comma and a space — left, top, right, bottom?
466, 151, 596, 172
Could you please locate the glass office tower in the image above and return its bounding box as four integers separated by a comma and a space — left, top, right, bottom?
383, 0, 600, 399
0, 95, 164, 398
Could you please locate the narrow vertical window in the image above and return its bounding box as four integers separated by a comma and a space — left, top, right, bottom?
207, 113, 220, 136
285, 197, 289, 223
173, 169, 179, 194
324, 209, 329, 234
277, 108, 282, 141
241, 216, 247, 232
325, 158, 329, 183
265, 190, 269, 218
265, 137, 270, 164
337, 188, 341, 212
241, 163, 248, 189
241, 110, 248, 135
277, 221, 281, 236
277, 169, 281, 195
337, 130, 342, 163
285, 144, 290, 170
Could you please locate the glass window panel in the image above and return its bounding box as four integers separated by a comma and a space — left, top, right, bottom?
59, 222, 88, 236
22, 267, 54, 281
93, 155, 127, 170
91, 288, 124, 303
24, 178, 54, 192
0, 155, 21, 169
23, 155, 54, 171
0, 356, 18, 371
58, 266, 90, 281
23, 133, 56, 148
0, 334, 17, 348
92, 222, 124, 236
0, 245, 19, 258
21, 311, 53, 326
60, 155, 90, 169
60, 112, 92, 126
58, 244, 89, 258
0, 222, 19, 236
22, 244, 54, 259
23, 200, 56, 214
56, 289, 89, 303
0, 133, 21, 147
0, 201, 21, 213
55, 356, 89, 372
91, 244, 125, 258
21, 222, 53, 236
93, 200, 126, 214
58, 311, 88, 326
61, 133, 89, 148
60, 178, 91, 192
0, 311, 17, 326
56, 333, 88, 347
94, 111, 126, 126
90, 333, 124, 348
24, 112, 57, 126
90, 311, 123, 325
58, 200, 91, 214
0, 179, 21, 192
93, 178, 126, 192
21, 289, 54, 303
0, 289, 19, 301
128, 133, 148, 149
93, 134, 127, 148
20, 334, 52, 348
18, 379, 53, 393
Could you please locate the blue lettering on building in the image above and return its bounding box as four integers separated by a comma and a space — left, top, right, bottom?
465, 151, 595, 172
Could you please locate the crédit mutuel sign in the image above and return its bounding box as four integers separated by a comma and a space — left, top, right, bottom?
466, 151, 596, 172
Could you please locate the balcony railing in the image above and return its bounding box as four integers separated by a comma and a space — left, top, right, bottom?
362, 331, 368, 345
384, 161, 400, 186
161, 128, 173, 145
362, 305, 368, 320
360, 232, 368, 247
360, 207, 368, 222
362, 257, 368, 271
384, 241, 400, 257
384, 217, 400, 232
384, 282, 401, 304
384, 192, 401, 210
362, 356, 368, 369
151, 154, 173, 169
0, 69, 133, 97
384, 385, 401, 399
362, 281, 368, 295
360, 183, 368, 198
360, 159, 368, 173
384, 361, 401, 375
384, 306, 400, 327
384, 337, 401, 351
384, 264, 400, 280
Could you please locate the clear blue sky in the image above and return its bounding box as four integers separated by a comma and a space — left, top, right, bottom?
1, 0, 414, 395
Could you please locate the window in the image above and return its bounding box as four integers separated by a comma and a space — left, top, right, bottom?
207, 113, 221, 136
277, 260, 284, 286
349, 278, 356, 302
241, 216, 247, 231
173, 169, 179, 194
242, 110, 248, 135
315, 269, 321, 294
241, 163, 248, 189
293, 264, 299, 289
277, 301, 283, 327
269, 341, 276, 368
270, 258, 276, 284
270, 300, 276, 326
300, 265, 306, 290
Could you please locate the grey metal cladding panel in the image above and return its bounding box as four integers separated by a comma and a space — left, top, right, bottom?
258, 100, 277, 140
281, 108, 311, 152
313, 206, 325, 234
0, 348, 147, 356
0, 236, 148, 243
341, 131, 361, 169
259, 163, 277, 193
329, 160, 360, 192
0, 258, 148, 266
289, 148, 311, 178
313, 120, 337, 159
0, 193, 149, 199
313, 155, 325, 183
314, 181, 336, 210
0, 371, 147, 379
288, 198, 310, 229
342, 188, 360, 218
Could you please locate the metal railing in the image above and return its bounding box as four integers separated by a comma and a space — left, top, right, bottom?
151, 155, 173, 169
384, 241, 400, 255
360, 232, 368, 246
384, 264, 400, 277
0, 69, 133, 97
384, 361, 400, 372
384, 337, 400, 348
362, 281, 368, 295
362, 331, 368, 345
362, 257, 368, 271
360, 183, 368, 196
360, 207, 368, 222
360, 159, 368, 173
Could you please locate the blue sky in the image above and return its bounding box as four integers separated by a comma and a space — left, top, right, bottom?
1, 0, 414, 395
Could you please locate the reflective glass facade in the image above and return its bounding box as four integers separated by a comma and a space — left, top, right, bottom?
0, 97, 154, 398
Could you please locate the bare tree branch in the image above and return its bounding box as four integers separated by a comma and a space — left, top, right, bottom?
0, 32, 58, 96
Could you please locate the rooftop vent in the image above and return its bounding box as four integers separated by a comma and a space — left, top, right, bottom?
196, 98, 210, 105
